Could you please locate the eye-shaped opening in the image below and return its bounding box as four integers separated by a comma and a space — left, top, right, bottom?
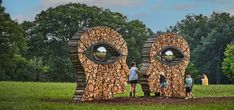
84, 42, 122, 64
156, 46, 184, 66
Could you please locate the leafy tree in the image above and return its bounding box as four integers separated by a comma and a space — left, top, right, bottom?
21, 3, 153, 81
5, 55, 49, 81
169, 14, 209, 51
0, 1, 26, 80
27, 57, 49, 81
121, 20, 153, 65
0, 1, 49, 81
222, 44, 234, 83
169, 12, 234, 83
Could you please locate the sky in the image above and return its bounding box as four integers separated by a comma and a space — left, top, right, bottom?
2, 0, 234, 32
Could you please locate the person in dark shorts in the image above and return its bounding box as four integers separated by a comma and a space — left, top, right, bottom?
128, 62, 138, 97
159, 72, 168, 98
185, 73, 195, 99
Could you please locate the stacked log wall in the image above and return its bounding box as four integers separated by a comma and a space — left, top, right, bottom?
139, 33, 190, 97
69, 27, 129, 102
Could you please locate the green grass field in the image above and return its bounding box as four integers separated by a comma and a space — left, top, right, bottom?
0, 82, 234, 110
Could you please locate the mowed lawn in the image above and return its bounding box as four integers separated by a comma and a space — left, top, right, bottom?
0, 82, 234, 110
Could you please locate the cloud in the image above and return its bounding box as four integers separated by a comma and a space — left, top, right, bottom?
39, 0, 145, 10
229, 10, 234, 15
206, 0, 234, 4
149, 0, 164, 11
12, 0, 145, 23
226, 7, 234, 15
12, 13, 37, 23
132, 12, 148, 19
217, 6, 234, 15
174, 3, 198, 11
229, 6, 234, 15
175, 4, 191, 11
191, 0, 233, 4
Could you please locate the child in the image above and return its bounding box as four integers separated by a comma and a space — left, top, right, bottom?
129, 62, 138, 97
159, 72, 167, 98
185, 73, 195, 99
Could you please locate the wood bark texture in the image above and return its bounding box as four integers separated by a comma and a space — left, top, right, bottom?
139, 33, 190, 97
68, 27, 129, 102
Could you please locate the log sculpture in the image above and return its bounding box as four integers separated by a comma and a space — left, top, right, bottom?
139, 33, 190, 97
68, 27, 129, 102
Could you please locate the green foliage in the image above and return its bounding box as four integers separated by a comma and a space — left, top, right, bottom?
170, 12, 234, 84
0, 2, 28, 80
0, 1, 50, 81
222, 44, 234, 83
20, 3, 153, 81
1, 82, 234, 110
27, 57, 49, 81
185, 62, 200, 84
122, 20, 154, 64
0, 55, 49, 81
0, 2, 26, 68
3, 2, 234, 84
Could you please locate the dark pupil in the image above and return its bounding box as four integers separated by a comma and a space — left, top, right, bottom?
158, 47, 184, 65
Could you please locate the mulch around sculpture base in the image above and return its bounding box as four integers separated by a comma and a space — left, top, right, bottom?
44, 96, 234, 105
85, 96, 234, 105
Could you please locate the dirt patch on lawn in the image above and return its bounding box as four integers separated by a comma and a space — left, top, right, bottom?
83, 96, 234, 105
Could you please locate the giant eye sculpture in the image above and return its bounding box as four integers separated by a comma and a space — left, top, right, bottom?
139, 33, 190, 97
69, 27, 129, 102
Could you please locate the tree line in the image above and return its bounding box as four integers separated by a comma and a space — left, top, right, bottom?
0, 2, 233, 83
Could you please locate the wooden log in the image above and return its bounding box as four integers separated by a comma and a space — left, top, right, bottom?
139, 33, 190, 97
69, 26, 129, 102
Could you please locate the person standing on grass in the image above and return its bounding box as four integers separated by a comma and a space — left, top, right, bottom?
129, 62, 138, 97
203, 73, 209, 86
185, 73, 195, 99
159, 72, 168, 98
201, 73, 209, 86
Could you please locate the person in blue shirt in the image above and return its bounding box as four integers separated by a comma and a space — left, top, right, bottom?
185, 73, 195, 99
129, 62, 138, 97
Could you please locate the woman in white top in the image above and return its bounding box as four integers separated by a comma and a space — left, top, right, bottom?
129, 62, 138, 97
